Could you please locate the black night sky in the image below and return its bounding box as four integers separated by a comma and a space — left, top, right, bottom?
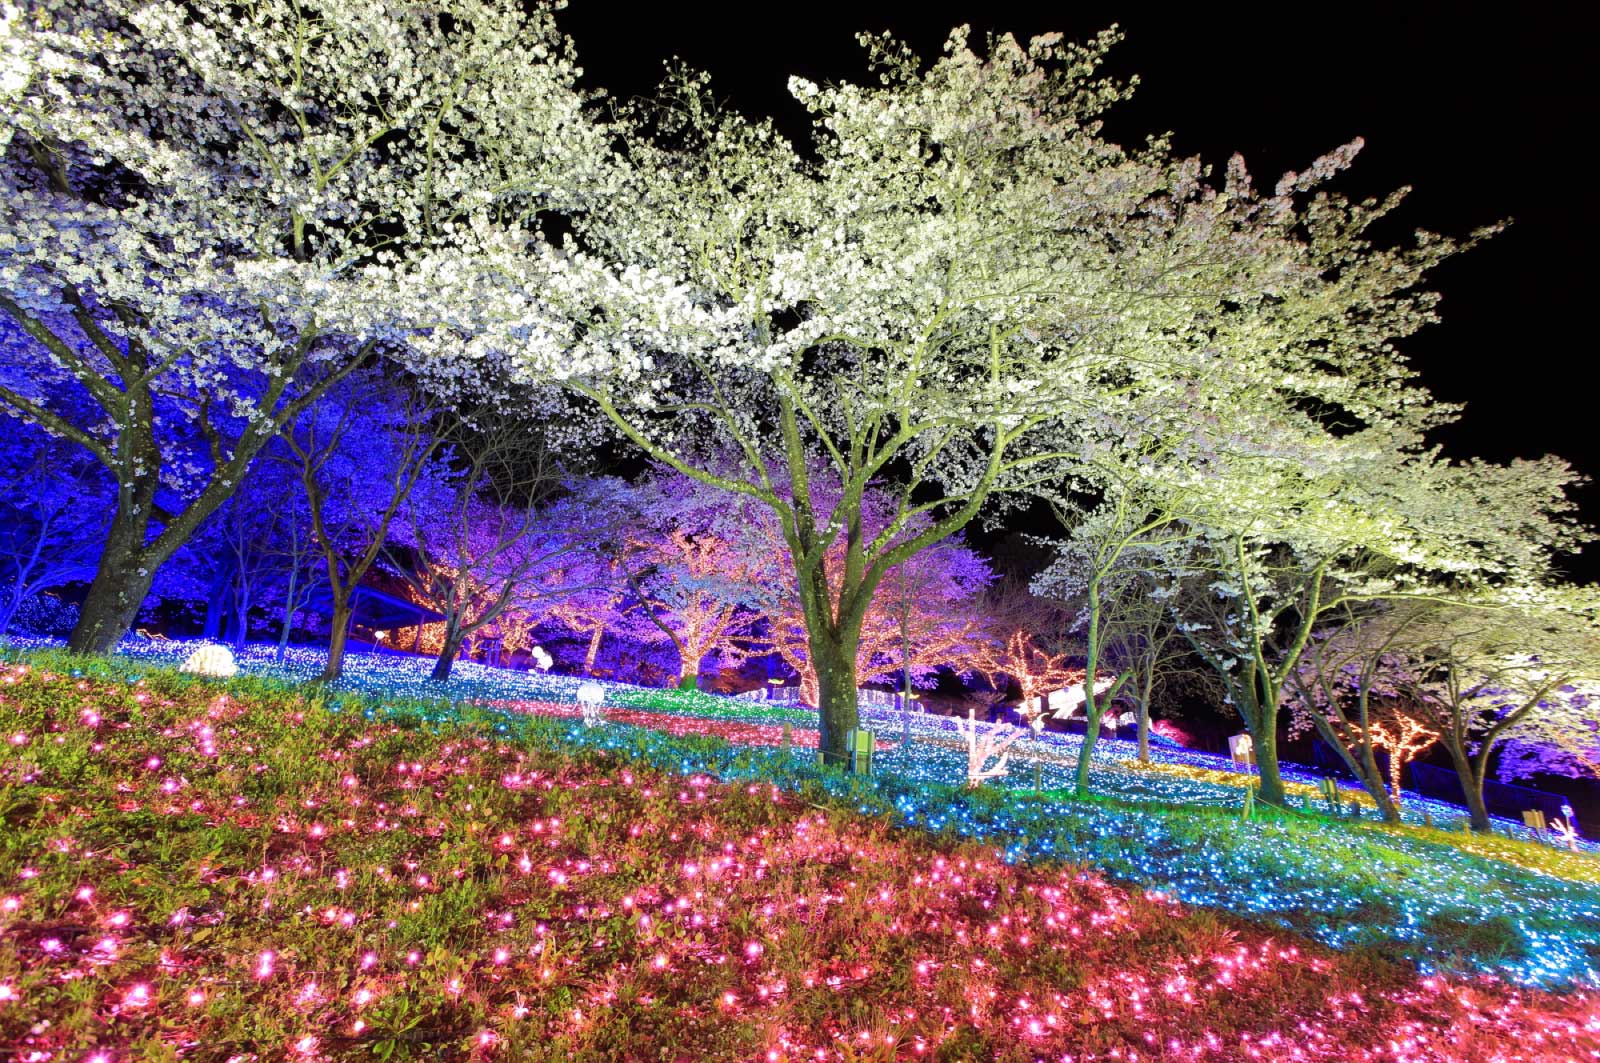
562, 1, 1599, 579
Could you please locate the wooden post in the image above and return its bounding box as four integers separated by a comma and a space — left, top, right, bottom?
846, 729, 875, 775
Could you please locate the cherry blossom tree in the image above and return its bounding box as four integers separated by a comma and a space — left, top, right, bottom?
1098, 572, 1215, 764
1033, 471, 1201, 793
878, 537, 994, 743
597, 470, 780, 689
752, 483, 992, 712
1400, 597, 1600, 831
1169, 430, 1586, 807
465, 26, 1495, 762
625, 527, 771, 689
0, 0, 608, 653
1284, 605, 1432, 822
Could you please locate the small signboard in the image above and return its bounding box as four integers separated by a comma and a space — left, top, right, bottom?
1227, 733, 1256, 770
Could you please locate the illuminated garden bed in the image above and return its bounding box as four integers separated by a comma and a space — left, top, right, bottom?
3, 662, 1598, 1061
17, 637, 1577, 843
6, 644, 1599, 989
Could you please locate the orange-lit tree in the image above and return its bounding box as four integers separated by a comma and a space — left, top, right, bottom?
627, 529, 768, 689
1369, 711, 1439, 809
962, 629, 1087, 728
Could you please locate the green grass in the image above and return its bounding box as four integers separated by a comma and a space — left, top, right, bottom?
6, 645, 1600, 990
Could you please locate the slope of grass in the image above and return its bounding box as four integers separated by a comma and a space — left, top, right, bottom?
2, 661, 1598, 1062
6, 648, 1600, 986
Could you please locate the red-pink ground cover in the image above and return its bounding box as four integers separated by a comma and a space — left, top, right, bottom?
485, 697, 898, 750
0, 666, 1596, 1061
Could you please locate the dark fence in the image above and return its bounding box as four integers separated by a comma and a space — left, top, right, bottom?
1309, 741, 1585, 837
1410, 762, 1582, 835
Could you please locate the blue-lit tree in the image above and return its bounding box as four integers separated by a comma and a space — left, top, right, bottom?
282, 369, 452, 681
0, 415, 107, 637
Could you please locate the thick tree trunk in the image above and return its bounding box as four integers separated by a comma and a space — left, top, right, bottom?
675, 636, 699, 689
70, 564, 156, 655
430, 638, 462, 681
430, 619, 464, 682
68, 510, 159, 654
1445, 740, 1493, 832
1233, 673, 1289, 808
810, 631, 859, 766
583, 627, 604, 674
320, 600, 353, 681
68, 417, 239, 655
1252, 720, 1287, 807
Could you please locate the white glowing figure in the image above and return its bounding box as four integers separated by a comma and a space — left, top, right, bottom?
530, 646, 553, 672
1551, 814, 1580, 852
958, 709, 1023, 788
576, 681, 605, 728
179, 643, 237, 678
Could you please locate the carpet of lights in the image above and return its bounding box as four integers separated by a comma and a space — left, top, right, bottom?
3, 663, 1598, 1061
5, 637, 1599, 992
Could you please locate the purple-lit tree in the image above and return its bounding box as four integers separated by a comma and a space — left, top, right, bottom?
611, 470, 779, 689
389, 418, 628, 682
210, 455, 305, 649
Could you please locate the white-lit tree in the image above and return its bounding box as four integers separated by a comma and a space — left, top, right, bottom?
1401, 595, 1600, 831
471, 28, 1472, 762
1032, 453, 1203, 793
1284, 604, 1431, 822
1174, 435, 1585, 807
0, 0, 607, 652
